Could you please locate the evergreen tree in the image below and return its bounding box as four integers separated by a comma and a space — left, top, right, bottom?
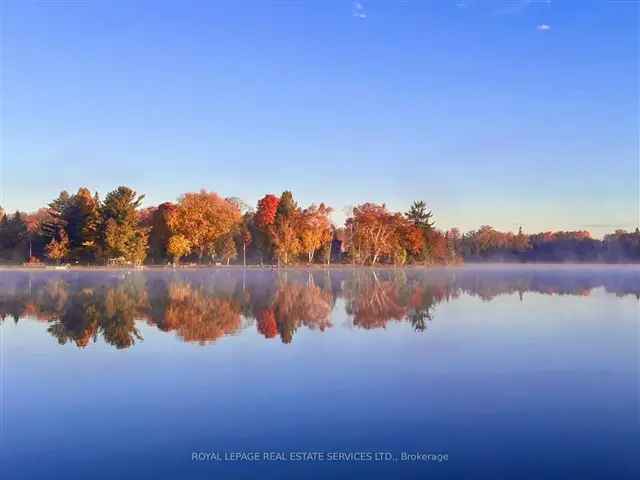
405, 201, 434, 231
65, 188, 101, 262
41, 191, 71, 243
405, 200, 435, 264
272, 191, 301, 265
275, 191, 297, 220
149, 202, 176, 263
0, 212, 28, 261
99, 186, 148, 265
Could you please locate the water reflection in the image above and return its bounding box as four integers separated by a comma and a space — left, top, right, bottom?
1, 267, 638, 349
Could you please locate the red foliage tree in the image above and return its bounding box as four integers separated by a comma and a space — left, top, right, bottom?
255, 194, 280, 229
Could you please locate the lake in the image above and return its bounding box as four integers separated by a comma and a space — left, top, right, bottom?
1, 266, 638, 479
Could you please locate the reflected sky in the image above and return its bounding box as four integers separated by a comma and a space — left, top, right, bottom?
1, 266, 638, 479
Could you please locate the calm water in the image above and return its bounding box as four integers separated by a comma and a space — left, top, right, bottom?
1, 266, 638, 479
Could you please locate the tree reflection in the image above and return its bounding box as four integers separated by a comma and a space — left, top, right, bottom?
45, 279, 147, 349
343, 271, 450, 331
160, 282, 241, 344
0, 267, 637, 349
345, 272, 407, 329
254, 274, 333, 343
47, 288, 101, 348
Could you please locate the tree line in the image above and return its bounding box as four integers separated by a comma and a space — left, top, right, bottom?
0, 185, 638, 265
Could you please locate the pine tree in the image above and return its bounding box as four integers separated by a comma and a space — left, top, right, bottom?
275, 191, 297, 220
405, 201, 434, 231
272, 191, 301, 265
65, 188, 101, 262
99, 186, 148, 265
0, 212, 28, 261
405, 200, 435, 264
41, 191, 71, 243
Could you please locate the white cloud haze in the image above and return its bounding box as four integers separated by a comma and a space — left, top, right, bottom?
353, 2, 367, 19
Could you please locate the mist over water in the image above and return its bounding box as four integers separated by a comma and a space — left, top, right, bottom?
1, 266, 638, 479
1, 265, 638, 348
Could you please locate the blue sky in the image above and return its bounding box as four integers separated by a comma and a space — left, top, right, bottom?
1, 0, 637, 236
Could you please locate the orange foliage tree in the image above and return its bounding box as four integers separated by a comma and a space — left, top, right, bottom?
270, 191, 301, 265
168, 190, 240, 263
346, 203, 406, 265
299, 203, 333, 264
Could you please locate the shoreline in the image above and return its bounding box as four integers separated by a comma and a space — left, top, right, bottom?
1, 262, 638, 272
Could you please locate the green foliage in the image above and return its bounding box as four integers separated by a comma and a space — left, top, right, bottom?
67, 188, 101, 261
39, 188, 101, 263
272, 191, 301, 265
0, 212, 28, 261
406, 201, 434, 231
100, 186, 148, 265
275, 191, 297, 221
404, 200, 436, 263
101, 186, 144, 224
41, 191, 71, 243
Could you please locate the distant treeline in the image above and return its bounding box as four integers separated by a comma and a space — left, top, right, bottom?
0, 186, 638, 265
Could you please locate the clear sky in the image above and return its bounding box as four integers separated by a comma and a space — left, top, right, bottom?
1, 0, 637, 237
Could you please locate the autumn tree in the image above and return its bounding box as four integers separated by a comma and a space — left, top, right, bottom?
225, 197, 250, 215
347, 203, 404, 265
46, 229, 70, 264
237, 212, 253, 267
100, 186, 148, 265
445, 228, 462, 263
24, 208, 51, 260
255, 194, 280, 229
397, 222, 424, 265
271, 191, 301, 265
217, 234, 237, 265
167, 234, 191, 264
425, 229, 449, 264
299, 203, 333, 264
253, 194, 280, 263
169, 190, 240, 263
